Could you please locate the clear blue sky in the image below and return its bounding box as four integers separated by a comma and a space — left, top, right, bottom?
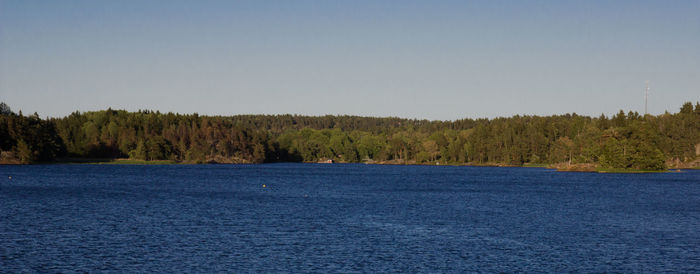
1, 0, 698, 120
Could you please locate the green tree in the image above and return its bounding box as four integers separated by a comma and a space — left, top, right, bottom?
15, 139, 33, 164
630, 142, 666, 170
130, 139, 147, 160
599, 138, 629, 168
552, 137, 575, 164
0, 102, 12, 115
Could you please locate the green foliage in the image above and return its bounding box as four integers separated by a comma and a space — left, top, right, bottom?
129, 139, 147, 160
1, 101, 698, 170
0, 102, 12, 115
599, 138, 629, 169
15, 139, 33, 164
630, 143, 665, 170
354, 132, 385, 161
50, 109, 271, 163
145, 136, 171, 160
0, 107, 66, 163
185, 140, 208, 163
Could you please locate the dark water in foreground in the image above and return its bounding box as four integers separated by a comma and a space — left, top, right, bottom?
1, 164, 699, 272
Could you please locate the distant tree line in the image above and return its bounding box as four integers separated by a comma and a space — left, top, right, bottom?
1, 101, 699, 170
0, 103, 65, 164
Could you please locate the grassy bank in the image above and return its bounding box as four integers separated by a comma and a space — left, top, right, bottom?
522, 163, 549, 168
550, 163, 670, 173
595, 168, 668, 173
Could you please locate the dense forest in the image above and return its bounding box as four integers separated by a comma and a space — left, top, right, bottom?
1, 101, 699, 170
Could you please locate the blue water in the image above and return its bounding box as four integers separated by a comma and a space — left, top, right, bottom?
1, 164, 699, 272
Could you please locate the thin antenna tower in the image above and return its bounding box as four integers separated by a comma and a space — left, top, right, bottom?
644, 80, 650, 115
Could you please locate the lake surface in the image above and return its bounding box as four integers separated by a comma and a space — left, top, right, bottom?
1, 164, 699, 272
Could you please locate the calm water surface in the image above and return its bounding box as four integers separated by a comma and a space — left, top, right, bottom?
1, 164, 699, 272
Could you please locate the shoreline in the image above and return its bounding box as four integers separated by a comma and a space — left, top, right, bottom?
2, 158, 687, 173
